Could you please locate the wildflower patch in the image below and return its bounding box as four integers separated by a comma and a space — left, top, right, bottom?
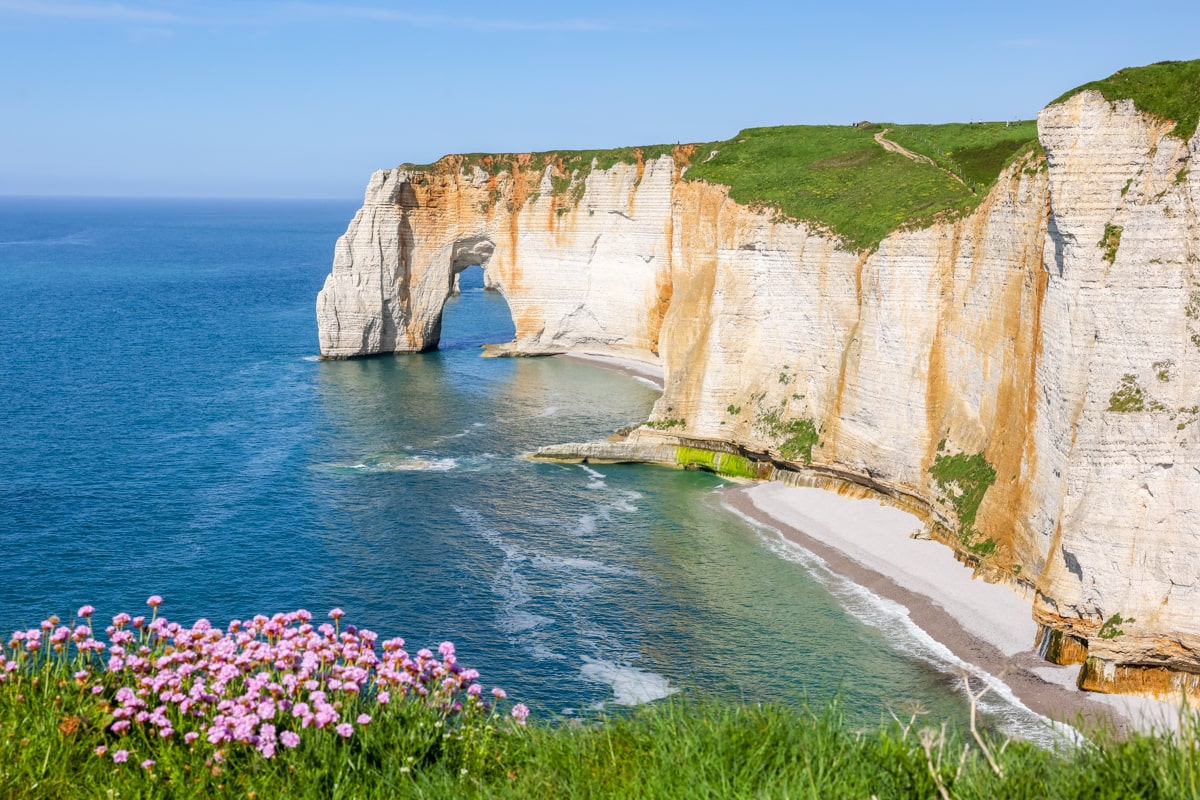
0, 598, 528, 777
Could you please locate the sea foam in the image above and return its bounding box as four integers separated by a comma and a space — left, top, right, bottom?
580, 656, 679, 707
322, 455, 460, 474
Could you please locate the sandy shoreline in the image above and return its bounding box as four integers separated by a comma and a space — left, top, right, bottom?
555, 352, 664, 390
726, 481, 1184, 737
553, 350, 1182, 735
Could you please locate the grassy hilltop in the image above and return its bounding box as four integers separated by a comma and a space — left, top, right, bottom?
1054, 59, 1200, 142
404, 59, 1198, 254
684, 120, 1038, 251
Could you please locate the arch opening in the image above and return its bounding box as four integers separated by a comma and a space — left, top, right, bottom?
435, 237, 514, 351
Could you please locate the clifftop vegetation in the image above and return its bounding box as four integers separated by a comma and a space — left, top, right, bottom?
1052, 59, 1200, 143
402, 144, 689, 180
683, 121, 1038, 251
402, 120, 1038, 253
397, 58, 1200, 253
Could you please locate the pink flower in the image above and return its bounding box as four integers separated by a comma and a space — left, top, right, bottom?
356, 713, 371, 725
141, 759, 155, 770
328, 608, 345, 620
146, 596, 163, 608
511, 703, 530, 726
77, 605, 95, 618
491, 687, 507, 700
377, 691, 390, 705
94, 745, 107, 757
112, 749, 129, 763
184, 732, 199, 744
280, 730, 300, 749
257, 723, 277, 757
335, 723, 353, 738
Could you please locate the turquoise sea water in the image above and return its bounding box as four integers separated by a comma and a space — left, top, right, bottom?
0, 198, 1057, 736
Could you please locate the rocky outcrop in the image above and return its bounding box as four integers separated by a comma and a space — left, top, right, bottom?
317, 91, 1200, 701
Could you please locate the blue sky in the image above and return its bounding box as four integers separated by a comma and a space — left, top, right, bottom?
1, 1, 1196, 198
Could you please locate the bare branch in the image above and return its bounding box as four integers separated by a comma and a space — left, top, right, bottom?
960, 670, 1005, 778
919, 727, 953, 800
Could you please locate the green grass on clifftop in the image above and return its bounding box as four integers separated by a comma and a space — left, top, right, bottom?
885, 121, 1041, 192
684, 121, 1038, 251
1052, 59, 1200, 142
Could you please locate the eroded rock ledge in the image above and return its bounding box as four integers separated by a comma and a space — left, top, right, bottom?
318, 90, 1200, 703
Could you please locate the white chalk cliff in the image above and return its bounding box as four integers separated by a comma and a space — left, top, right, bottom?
317, 90, 1200, 700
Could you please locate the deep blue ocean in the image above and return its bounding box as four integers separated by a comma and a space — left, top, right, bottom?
0, 197, 1057, 736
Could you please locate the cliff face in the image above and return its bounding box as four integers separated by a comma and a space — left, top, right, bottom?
1029, 94, 1200, 693
316, 91, 1200, 698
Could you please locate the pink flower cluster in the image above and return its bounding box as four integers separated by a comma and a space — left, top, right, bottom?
3, 599, 527, 765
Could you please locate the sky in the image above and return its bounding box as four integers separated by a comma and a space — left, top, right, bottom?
1, 1, 1197, 199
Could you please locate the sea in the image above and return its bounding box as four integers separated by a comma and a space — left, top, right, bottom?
0, 197, 1062, 740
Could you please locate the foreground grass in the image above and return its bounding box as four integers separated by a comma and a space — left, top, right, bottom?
1053, 59, 1200, 143
4, 683, 1199, 799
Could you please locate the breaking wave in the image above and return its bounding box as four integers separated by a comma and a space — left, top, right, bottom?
722, 502, 1081, 749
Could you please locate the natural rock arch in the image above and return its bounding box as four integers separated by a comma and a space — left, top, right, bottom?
399, 232, 515, 352
434, 238, 516, 350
